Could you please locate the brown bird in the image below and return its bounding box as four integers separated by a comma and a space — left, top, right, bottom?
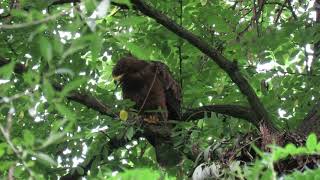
112, 56, 182, 167
112, 56, 181, 123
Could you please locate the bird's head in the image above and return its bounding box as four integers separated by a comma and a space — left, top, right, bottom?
112, 56, 148, 81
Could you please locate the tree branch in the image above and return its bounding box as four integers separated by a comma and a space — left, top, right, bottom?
51, 0, 80, 5
51, 0, 130, 9
297, 101, 320, 137
129, 0, 277, 133
183, 105, 259, 127
54, 83, 117, 118
274, 0, 288, 24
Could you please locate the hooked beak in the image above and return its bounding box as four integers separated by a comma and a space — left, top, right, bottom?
113, 74, 124, 81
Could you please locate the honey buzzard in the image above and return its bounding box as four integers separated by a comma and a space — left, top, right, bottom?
112, 56, 181, 123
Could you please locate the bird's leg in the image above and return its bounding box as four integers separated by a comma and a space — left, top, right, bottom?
158, 106, 168, 121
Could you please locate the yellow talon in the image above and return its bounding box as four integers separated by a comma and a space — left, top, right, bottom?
113, 74, 124, 81
144, 115, 159, 124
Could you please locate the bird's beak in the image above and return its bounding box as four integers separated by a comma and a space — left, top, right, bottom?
113, 74, 124, 81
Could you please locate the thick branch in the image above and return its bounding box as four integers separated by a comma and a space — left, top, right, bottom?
182, 105, 259, 127
297, 101, 320, 137
68, 92, 116, 117
129, 0, 277, 133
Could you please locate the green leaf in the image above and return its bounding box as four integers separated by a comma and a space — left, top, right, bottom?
43, 79, 55, 100
84, 0, 96, 14
33, 152, 58, 167
76, 166, 85, 175
52, 37, 64, 55
90, 34, 103, 61
200, 0, 207, 6
61, 34, 94, 59
38, 37, 52, 62
0, 60, 14, 79
0, 143, 6, 158
113, 0, 132, 8
39, 132, 66, 149
109, 168, 162, 180
23, 130, 35, 147
60, 78, 87, 97
0, 161, 14, 171
306, 133, 317, 151
261, 169, 273, 180
126, 127, 135, 140
55, 103, 76, 121
285, 143, 297, 155
23, 71, 40, 85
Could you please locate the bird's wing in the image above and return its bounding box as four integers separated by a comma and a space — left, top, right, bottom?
152, 61, 181, 120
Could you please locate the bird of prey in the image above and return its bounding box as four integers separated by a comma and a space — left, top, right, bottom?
112, 56, 181, 123
112, 56, 182, 167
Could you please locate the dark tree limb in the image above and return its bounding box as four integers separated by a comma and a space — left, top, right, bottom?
274, 0, 288, 24
183, 105, 259, 127
68, 92, 117, 118
287, 0, 298, 20
51, 0, 130, 9
297, 101, 320, 137
129, 0, 277, 133
54, 83, 117, 118
51, 0, 80, 5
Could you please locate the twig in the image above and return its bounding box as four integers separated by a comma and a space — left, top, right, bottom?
274, 0, 289, 24
238, 0, 265, 37
0, 122, 34, 178
287, 0, 298, 20
0, 9, 69, 30
138, 66, 158, 114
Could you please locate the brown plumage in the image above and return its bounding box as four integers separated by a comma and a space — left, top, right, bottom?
112, 56, 182, 167
112, 56, 181, 122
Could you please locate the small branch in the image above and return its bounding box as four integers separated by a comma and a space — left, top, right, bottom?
0, 121, 34, 178
274, 0, 288, 24
0, 9, 68, 30
238, 0, 265, 38
51, 0, 80, 5
287, 0, 298, 20
265, 1, 298, 20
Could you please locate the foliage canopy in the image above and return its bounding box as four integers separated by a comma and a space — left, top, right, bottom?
0, 0, 319, 179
